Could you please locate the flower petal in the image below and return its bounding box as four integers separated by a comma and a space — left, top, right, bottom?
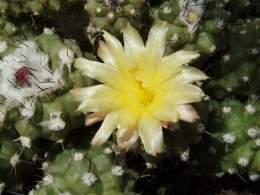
70, 85, 106, 102
117, 127, 139, 151
102, 31, 123, 52
77, 96, 121, 113
75, 58, 116, 79
158, 50, 200, 83
123, 23, 145, 56
97, 41, 116, 65
175, 105, 199, 122
172, 66, 209, 84
138, 115, 164, 156
91, 111, 120, 145
75, 58, 127, 88
153, 103, 179, 123
85, 112, 106, 126
75, 85, 121, 112
162, 50, 200, 67
101, 31, 128, 72
165, 84, 205, 105
145, 21, 169, 59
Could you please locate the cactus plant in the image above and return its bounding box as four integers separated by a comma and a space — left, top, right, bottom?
85, 0, 148, 43
192, 99, 260, 181
0, 0, 260, 194
0, 27, 93, 141
150, 0, 230, 55
205, 19, 260, 99
0, 0, 82, 16
31, 146, 135, 195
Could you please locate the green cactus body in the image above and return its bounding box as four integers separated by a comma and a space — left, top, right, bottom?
33, 146, 133, 195
206, 19, 260, 99
0, 0, 82, 16
85, 0, 147, 42
0, 128, 38, 193
192, 100, 260, 181
150, 0, 228, 55
0, 15, 18, 37
15, 93, 84, 142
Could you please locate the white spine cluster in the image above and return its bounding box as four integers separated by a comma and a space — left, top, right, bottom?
20, 99, 36, 118
10, 153, 20, 167
39, 111, 66, 131
15, 136, 31, 148
222, 106, 231, 113
249, 174, 260, 182
247, 127, 259, 138
227, 168, 236, 174
73, 152, 84, 161
242, 76, 249, 83
180, 150, 190, 161
104, 147, 113, 154
245, 104, 256, 114
42, 175, 54, 186
223, 54, 230, 62
146, 162, 157, 169
43, 27, 54, 35
58, 48, 75, 73
222, 133, 236, 144
237, 157, 249, 167
111, 165, 124, 176
42, 162, 49, 170
163, 6, 172, 14
215, 17, 225, 29
82, 172, 97, 186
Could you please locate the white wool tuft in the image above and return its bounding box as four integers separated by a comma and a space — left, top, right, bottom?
73, 152, 84, 161
10, 153, 20, 167
0, 40, 65, 119
39, 111, 66, 131
111, 165, 124, 176
222, 133, 236, 144
58, 48, 75, 73
82, 172, 97, 186
42, 175, 54, 185
15, 136, 31, 148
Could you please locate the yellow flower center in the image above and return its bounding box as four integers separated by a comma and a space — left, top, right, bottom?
137, 83, 154, 107
127, 66, 157, 112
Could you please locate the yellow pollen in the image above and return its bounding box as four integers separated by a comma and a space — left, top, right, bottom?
139, 88, 154, 107
136, 82, 154, 108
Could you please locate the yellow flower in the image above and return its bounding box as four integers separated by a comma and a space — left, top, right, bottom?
70, 22, 208, 156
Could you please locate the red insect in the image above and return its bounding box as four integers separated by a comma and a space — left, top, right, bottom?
15, 67, 32, 87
